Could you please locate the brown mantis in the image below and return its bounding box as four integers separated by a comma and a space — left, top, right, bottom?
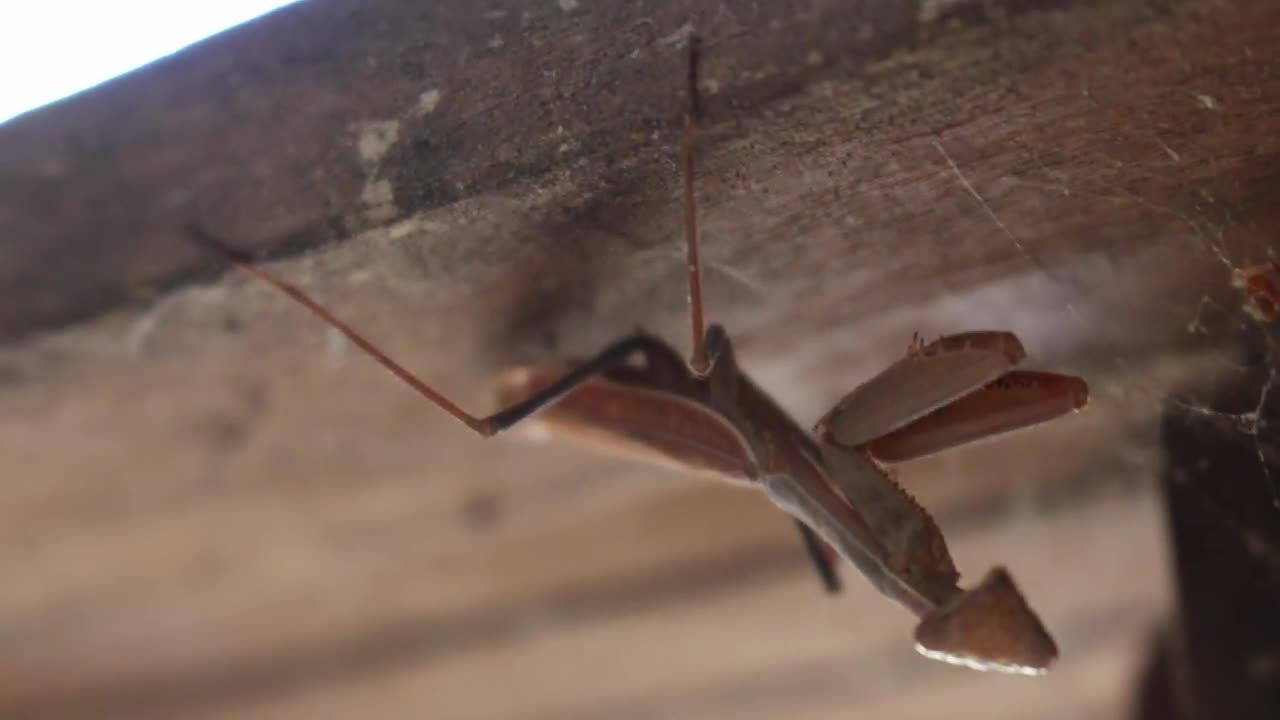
187, 35, 1088, 675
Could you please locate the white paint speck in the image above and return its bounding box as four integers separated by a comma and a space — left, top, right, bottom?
361, 178, 395, 206
356, 120, 401, 165
417, 89, 442, 115
558, 0, 579, 11
1194, 93, 1220, 110
1156, 137, 1181, 162
388, 216, 445, 239
488, 35, 504, 49
658, 22, 694, 47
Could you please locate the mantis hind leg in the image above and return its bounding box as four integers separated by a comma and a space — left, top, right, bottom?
186, 224, 685, 439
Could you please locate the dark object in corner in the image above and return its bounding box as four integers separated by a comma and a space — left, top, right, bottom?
1135, 327, 1280, 719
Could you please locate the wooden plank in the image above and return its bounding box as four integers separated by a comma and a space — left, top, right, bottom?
0, 464, 1164, 718
212, 492, 1167, 719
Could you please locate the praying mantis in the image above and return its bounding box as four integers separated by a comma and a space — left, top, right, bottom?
187, 35, 1088, 675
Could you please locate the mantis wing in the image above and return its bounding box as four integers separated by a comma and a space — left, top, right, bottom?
496, 360, 845, 594
494, 361, 758, 484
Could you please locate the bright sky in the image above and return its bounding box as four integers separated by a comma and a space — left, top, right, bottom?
0, 1, 301, 124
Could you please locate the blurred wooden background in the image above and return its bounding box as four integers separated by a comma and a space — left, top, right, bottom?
1, 0, 1278, 717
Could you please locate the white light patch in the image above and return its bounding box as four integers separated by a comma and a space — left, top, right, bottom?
511, 419, 554, 443
915, 644, 1049, 676
416, 89, 442, 115
0, 1, 305, 124
356, 120, 401, 165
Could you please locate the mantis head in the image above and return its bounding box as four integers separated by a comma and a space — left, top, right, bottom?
912, 566, 1059, 675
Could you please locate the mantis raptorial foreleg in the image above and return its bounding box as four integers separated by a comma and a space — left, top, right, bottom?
186, 225, 698, 440
864, 369, 1089, 463
815, 331, 1086, 457
814, 331, 1027, 447
800, 330, 1088, 601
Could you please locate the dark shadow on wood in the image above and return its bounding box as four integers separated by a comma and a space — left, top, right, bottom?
1135, 322, 1280, 719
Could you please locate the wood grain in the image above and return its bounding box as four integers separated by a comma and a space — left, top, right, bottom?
2, 0, 1277, 717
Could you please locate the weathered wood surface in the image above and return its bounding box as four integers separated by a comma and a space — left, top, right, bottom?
1, 0, 1277, 717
